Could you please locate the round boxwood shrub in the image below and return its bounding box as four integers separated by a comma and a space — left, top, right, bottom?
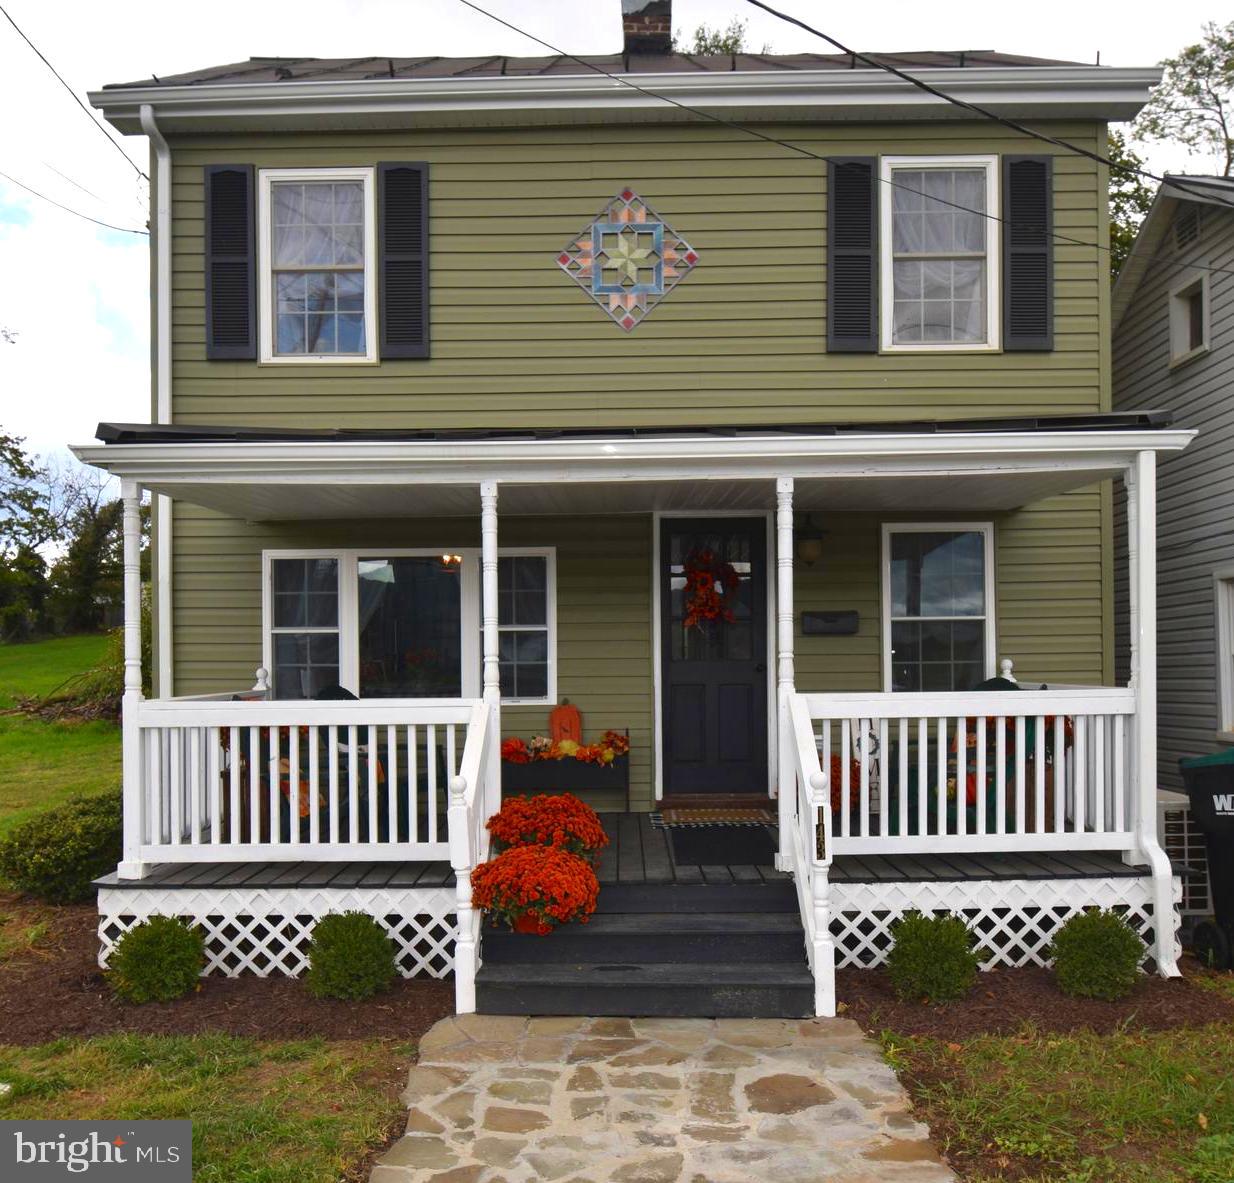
108, 916, 204, 1003
306, 912, 397, 1000
0, 791, 122, 903
1050, 908, 1143, 1000
886, 910, 980, 1002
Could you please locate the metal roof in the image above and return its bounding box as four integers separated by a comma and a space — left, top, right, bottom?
104, 50, 1087, 91
96, 412, 1174, 447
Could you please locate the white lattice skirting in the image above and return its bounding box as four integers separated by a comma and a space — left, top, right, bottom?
830, 875, 1181, 970
97, 886, 457, 979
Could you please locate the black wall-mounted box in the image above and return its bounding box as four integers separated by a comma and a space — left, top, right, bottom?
802, 611, 859, 636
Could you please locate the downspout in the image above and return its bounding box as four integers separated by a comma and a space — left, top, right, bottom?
139, 104, 173, 697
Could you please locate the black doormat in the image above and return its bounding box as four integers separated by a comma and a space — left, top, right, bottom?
668, 824, 777, 866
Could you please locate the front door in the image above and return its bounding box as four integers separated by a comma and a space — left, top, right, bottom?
660, 517, 768, 794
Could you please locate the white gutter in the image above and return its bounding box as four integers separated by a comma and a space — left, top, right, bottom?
91, 65, 1161, 133
137, 104, 174, 698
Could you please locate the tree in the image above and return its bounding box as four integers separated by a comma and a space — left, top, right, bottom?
672, 17, 770, 55
1135, 21, 1234, 176
47, 499, 124, 634
1108, 129, 1156, 279
0, 431, 55, 557
0, 545, 48, 641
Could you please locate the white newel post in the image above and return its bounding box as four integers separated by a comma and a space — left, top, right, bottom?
480, 480, 502, 819
1129, 450, 1180, 976
118, 481, 148, 880
775, 477, 795, 871
448, 773, 475, 1012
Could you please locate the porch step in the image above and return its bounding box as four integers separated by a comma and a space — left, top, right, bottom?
483, 912, 803, 965
593, 881, 798, 914
475, 961, 815, 1018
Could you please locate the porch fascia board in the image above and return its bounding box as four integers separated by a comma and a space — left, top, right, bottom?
90, 66, 1160, 135
72, 428, 1196, 494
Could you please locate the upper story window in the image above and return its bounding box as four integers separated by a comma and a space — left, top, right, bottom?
883, 524, 995, 692
1169, 274, 1209, 368
257, 167, 377, 364
879, 156, 1000, 351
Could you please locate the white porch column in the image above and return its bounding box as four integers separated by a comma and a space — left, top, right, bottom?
118, 480, 148, 879
479, 480, 503, 812
775, 477, 795, 870
1128, 450, 1180, 976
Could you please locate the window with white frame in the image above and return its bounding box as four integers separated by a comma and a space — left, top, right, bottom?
269, 557, 342, 699
1216, 572, 1234, 735
264, 549, 554, 703
258, 167, 377, 363
883, 525, 994, 692
1168, 274, 1209, 367
881, 156, 999, 350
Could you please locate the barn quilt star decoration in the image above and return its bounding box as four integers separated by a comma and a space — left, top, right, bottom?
555, 188, 699, 331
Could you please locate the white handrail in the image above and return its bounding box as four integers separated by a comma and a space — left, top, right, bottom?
787, 692, 834, 1017
448, 700, 491, 1014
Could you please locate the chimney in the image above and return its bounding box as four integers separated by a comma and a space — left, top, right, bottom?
622, 0, 672, 56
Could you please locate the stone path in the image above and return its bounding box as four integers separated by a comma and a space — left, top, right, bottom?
371, 1014, 956, 1183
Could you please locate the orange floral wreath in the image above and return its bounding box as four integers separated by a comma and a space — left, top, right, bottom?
682, 547, 740, 629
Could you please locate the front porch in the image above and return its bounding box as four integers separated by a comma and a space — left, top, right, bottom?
76, 414, 1194, 1016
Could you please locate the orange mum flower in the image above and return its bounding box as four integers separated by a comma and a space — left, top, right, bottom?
487, 792, 609, 858
471, 845, 599, 931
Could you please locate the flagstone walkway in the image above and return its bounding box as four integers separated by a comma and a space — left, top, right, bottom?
371, 1014, 955, 1183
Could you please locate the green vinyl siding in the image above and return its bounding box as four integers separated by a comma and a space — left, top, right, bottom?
164, 118, 1109, 430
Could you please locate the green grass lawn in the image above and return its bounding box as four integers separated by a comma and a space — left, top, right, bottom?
0, 1034, 412, 1183
0, 634, 120, 838
886, 1024, 1234, 1182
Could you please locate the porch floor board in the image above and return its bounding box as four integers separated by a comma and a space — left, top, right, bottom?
94, 828, 1164, 893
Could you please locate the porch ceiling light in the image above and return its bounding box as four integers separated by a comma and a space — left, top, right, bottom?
795, 515, 827, 567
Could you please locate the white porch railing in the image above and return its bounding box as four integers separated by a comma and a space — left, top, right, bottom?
804, 687, 1138, 855
128, 696, 480, 864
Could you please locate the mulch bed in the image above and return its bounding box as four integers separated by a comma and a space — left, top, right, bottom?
0, 892, 454, 1046
837, 961, 1234, 1041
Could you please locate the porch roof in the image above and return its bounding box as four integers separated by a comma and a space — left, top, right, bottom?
73, 413, 1194, 521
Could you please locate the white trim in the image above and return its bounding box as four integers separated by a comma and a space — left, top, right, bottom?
256, 167, 378, 365
1167, 271, 1211, 369
650, 511, 776, 801
261, 547, 555, 705
879, 154, 1000, 353
1214, 565, 1234, 735
880, 522, 996, 692
89, 66, 1161, 135
72, 428, 1198, 491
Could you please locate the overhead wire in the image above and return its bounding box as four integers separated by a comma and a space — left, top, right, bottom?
0, 169, 149, 235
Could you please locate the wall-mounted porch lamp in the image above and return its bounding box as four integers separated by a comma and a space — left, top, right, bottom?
795, 514, 827, 567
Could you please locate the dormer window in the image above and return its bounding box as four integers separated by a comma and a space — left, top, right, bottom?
257, 167, 378, 363
880, 155, 1000, 351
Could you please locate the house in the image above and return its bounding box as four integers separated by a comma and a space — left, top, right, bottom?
75, 1, 1190, 1018
1112, 175, 1234, 931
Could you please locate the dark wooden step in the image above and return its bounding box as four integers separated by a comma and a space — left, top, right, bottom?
593, 881, 798, 914
475, 961, 815, 1018
483, 912, 804, 965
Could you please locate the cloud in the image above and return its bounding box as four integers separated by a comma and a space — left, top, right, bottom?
0, 186, 149, 459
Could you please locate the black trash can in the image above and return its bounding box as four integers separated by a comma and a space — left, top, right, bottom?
1179, 749, 1234, 969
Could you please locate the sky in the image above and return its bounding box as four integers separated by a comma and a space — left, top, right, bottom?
0, 0, 1225, 462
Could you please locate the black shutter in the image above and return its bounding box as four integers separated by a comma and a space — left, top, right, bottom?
378, 162, 430, 359
1002, 155, 1053, 351
204, 165, 256, 360
826, 157, 878, 352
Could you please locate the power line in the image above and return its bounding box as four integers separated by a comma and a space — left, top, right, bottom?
0, 170, 148, 235
0, 2, 149, 184
742, 0, 1234, 211
452, 0, 1234, 281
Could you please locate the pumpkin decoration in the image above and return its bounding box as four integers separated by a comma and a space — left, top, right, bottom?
549, 700, 583, 745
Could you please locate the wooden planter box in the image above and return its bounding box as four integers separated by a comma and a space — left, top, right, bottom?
501, 754, 629, 809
